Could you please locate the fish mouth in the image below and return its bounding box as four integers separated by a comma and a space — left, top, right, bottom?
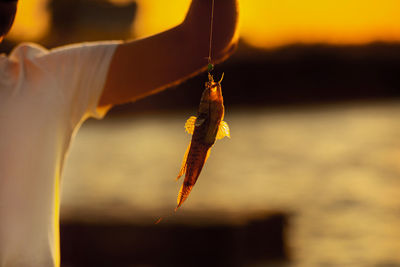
208, 73, 224, 99
211, 75, 223, 91
209, 83, 222, 99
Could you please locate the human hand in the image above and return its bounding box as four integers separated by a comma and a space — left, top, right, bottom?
183, 0, 239, 64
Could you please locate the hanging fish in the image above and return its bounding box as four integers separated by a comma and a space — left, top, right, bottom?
175, 72, 230, 210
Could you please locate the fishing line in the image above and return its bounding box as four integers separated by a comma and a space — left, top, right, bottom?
207, 0, 215, 73
207, 0, 215, 125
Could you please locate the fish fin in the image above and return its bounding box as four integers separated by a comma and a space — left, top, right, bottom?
176, 184, 184, 206
216, 121, 231, 140
185, 116, 197, 135
176, 143, 190, 180
176, 184, 193, 210
204, 148, 211, 163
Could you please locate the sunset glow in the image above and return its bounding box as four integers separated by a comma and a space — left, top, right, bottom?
7, 0, 400, 48
239, 0, 400, 48
8, 0, 50, 41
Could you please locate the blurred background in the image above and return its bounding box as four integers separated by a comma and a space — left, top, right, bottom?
2, 0, 400, 266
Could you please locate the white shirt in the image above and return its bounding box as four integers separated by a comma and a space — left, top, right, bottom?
0, 41, 119, 267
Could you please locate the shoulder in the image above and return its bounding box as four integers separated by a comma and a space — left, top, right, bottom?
8, 42, 48, 61
1, 43, 48, 85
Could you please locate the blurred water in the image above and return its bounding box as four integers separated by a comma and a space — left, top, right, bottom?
61, 101, 400, 266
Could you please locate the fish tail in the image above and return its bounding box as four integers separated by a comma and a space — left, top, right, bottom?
176, 146, 210, 210
176, 183, 194, 210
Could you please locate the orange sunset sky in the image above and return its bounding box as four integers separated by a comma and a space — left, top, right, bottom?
8, 0, 400, 48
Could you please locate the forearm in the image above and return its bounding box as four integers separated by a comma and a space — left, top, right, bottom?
99, 0, 239, 107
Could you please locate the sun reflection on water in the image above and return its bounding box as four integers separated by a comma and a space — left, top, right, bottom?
62, 101, 400, 265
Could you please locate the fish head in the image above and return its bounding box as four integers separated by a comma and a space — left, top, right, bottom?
198, 73, 225, 121
206, 73, 224, 103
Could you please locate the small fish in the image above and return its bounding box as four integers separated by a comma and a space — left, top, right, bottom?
175, 73, 230, 210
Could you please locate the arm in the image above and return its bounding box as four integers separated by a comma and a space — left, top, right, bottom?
98, 0, 239, 107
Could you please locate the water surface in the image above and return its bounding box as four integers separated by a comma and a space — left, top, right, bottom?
62, 101, 400, 266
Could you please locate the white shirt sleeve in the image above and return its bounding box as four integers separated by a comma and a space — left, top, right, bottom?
0, 41, 120, 266
34, 41, 121, 123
